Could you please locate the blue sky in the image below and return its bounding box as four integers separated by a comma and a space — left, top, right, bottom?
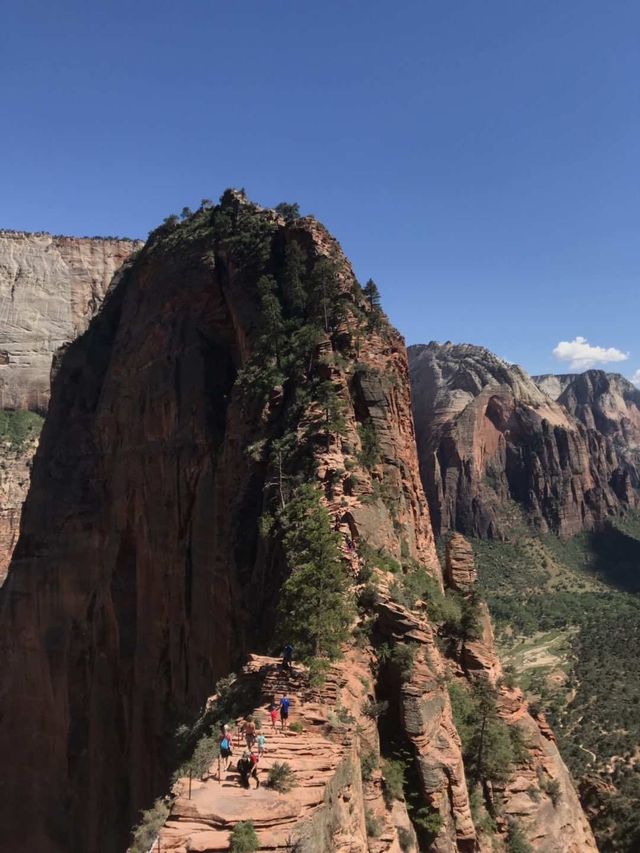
1, 1, 638, 380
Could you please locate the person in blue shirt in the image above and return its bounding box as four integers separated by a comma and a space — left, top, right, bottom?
279, 693, 291, 730
282, 643, 294, 671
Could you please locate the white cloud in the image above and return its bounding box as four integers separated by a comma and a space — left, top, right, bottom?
631, 369, 640, 387
552, 336, 629, 371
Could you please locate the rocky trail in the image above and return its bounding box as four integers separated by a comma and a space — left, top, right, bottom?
156, 655, 365, 853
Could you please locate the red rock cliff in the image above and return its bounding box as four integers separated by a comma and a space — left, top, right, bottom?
409, 341, 637, 538
0, 194, 438, 853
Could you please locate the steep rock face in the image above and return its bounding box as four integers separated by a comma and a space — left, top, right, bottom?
0, 195, 437, 853
0, 230, 143, 410
535, 370, 640, 488
0, 433, 38, 581
409, 341, 636, 538
445, 536, 597, 852
0, 232, 141, 581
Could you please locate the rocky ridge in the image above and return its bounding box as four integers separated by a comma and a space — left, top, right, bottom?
444, 534, 596, 851
0, 198, 594, 852
409, 341, 638, 538
0, 194, 439, 852
535, 370, 640, 480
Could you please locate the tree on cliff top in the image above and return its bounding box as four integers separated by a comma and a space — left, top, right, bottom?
276, 484, 354, 658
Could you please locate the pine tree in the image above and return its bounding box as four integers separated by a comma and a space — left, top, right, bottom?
363, 278, 381, 311
315, 380, 346, 449
257, 275, 284, 363
277, 485, 353, 658
308, 258, 344, 333
281, 241, 307, 316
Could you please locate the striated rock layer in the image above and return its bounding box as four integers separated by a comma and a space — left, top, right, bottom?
0, 195, 438, 853
535, 369, 640, 484
409, 341, 638, 538
0, 230, 143, 411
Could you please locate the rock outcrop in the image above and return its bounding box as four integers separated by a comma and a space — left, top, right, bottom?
444, 536, 597, 852
0, 231, 141, 581
409, 341, 638, 538
0, 195, 437, 853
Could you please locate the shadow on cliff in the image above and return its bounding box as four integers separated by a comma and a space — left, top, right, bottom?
588, 522, 640, 593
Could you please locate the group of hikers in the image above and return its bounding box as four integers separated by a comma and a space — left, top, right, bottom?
216, 647, 295, 789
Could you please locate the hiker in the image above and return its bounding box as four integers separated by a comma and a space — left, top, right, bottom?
219, 726, 233, 772
279, 692, 291, 730
241, 716, 257, 749
249, 746, 260, 787
282, 643, 294, 671
256, 731, 266, 757
268, 700, 278, 731
237, 750, 252, 788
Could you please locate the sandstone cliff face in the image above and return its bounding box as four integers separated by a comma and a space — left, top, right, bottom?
0, 433, 38, 582
0, 195, 437, 853
0, 230, 142, 410
0, 232, 141, 582
409, 341, 637, 538
535, 370, 640, 489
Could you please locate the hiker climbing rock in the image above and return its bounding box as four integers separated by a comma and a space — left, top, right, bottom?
282, 643, 294, 671
237, 749, 259, 788
240, 716, 257, 749
219, 725, 233, 772
279, 692, 291, 730
256, 731, 266, 757
268, 699, 278, 730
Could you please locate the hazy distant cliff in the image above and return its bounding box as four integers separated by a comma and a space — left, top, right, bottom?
409, 342, 638, 537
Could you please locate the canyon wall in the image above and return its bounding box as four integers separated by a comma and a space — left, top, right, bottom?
536, 369, 640, 487
0, 232, 141, 582
409, 341, 638, 538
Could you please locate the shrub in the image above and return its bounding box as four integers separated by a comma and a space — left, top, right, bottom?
506, 820, 533, 853
358, 583, 379, 610
365, 809, 382, 837
229, 820, 259, 853
391, 643, 416, 680
266, 761, 296, 793
545, 778, 562, 806
308, 657, 330, 688
361, 750, 379, 782
362, 698, 389, 719
382, 758, 405, 804
357, 420, 380, 469
289, 721, 304, 734
129, 798, 169, 853
397, 826, 414, 851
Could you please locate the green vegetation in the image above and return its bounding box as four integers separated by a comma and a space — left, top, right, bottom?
229, 820, 259, 853
360, 750, 379, 782
381, 758, 406, 804
506, 820, 533, 853
276, 484, 354, 658
274, 201, 301, 221
289, 720, 304, 734
129, 798, 169, 853
365, 809, 383, 838
473, 518, 640, 852
266, 761, 296, 793
447, 680, 526, 787
0, 409, 44, 451
356, 419, 380, 469
397, 826, 414, 852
